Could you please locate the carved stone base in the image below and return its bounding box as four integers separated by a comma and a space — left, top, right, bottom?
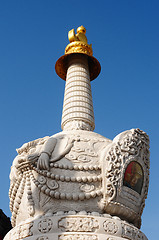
4, 213, 148, 240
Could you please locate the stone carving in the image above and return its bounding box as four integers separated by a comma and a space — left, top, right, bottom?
4, 222, 33, 240
101, 128, 149, 227
103, 220, 118, 234
105, 143, 122, 201
8, 127, 149, 230
10, 136, 49, 183
4, 213, 149, 240
121, 223, 148, 240
65, 138, 98, 163
38, 219, 53, 233
19, 222, 33, 239
8, 127, 149, 231
9, 137, 49, 226
64, 121, 93, 131
33, 136, 74, 170
80, 184, 95, 193
59, 217, 99, 232
38, 175, 47, 185
59, 234, 98, 240
47, 179, 59, 190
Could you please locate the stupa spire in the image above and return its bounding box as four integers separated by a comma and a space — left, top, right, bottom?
55, 26, 101, 131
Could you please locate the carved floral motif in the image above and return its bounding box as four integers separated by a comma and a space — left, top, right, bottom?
38, 218, 53, 233
103, 220, 118, 234
59, 217, 99, 232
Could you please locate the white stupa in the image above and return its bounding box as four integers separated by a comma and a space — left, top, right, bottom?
5, 26, 150, 240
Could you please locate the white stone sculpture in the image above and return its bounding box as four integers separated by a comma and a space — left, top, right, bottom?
5, 26, 150, 240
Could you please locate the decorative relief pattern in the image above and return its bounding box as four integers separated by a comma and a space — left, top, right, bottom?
65, 41, 93, 56
38, 218, 53, 233
19, 222, 33, 239
65, 139, 98, 163
121, 223, 148, 240
38, 175, 47, 185
5, 222, 33, 240
103, 220, 118, 235
47, 179, 59, 190
59, 217, 99, 232
103, 129, 149, 215
9, 132, 104, 226
59, 234, 98, 240
80, 184, 95, 193
9, 137, 49, 226
63, 120, 92, 131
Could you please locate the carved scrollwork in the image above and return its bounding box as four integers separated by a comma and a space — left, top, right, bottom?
38, 175, 47, 185
59, 234, 98, 240
4, 222, 33, 240
80, 184, 95, 193
63, 120, 93, 131
58, 217, 99, 232
65, 138, 98, 163
104, 143, 122, 202
103, 129, 149, 204
47, 179, 59, 190
121, 223, 148, 240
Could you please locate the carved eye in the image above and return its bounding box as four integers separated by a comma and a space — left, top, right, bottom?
123, 161, 144, 194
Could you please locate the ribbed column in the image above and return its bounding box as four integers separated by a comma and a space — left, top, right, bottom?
61, 54, 95, 131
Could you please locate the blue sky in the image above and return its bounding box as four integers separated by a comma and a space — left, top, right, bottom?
0, 1, 159, 239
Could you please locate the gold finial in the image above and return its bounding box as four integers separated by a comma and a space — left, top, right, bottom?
55, 26, 101, 81
68, 26, 87, 44
65, 26, 93, 56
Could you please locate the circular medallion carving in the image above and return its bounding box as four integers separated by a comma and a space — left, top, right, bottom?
38, 218, 52, 233
103, 220, 118, 234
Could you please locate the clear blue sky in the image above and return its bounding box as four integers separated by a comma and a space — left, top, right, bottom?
0, 1, 159, 239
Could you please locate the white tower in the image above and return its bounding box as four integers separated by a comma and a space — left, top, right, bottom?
5, 26, 150, 240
